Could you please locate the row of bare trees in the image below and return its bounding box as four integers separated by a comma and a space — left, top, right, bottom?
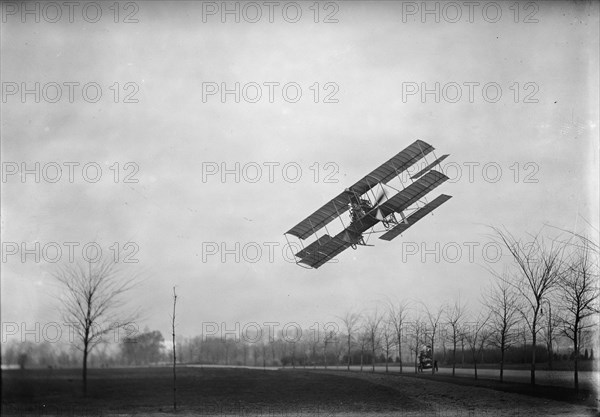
175, 226, 599, 391
491, 226, 598, 389
167, 293, 593, 385
28, 224, 595, 397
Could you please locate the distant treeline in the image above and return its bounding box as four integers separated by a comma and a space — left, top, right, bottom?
2, 327, 594, 371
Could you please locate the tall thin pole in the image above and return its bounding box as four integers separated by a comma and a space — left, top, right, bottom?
172, 287, 177, 411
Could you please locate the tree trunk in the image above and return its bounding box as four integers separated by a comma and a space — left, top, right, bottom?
452, 333, 457, 377
531, 323, 537, 385
347, 337, 351, 371
414, 351, 418, 374
547, 303, 553, 371
292, 344, 296, 369
431, 336, 435, 375
442, 340, 446, 363
474, 359, 478, 380
385, 347, 389, 373
500, 332, 505, 382
360, 350, 364, 372
371, 346, 375, 373
398, 330, 403, 374
271, 344, 276, 367
574, 321, 579, 392
82, 346, 88, 396
500, 348, 505, 383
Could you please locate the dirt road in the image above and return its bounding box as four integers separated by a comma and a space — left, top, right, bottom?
305, 364, 598, 391
316, 370, 597, 417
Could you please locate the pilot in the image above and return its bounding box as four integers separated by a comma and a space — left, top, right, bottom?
360, 198, 372, 212
350, 205, 361, 222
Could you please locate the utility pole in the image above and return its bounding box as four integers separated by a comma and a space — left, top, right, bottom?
172, 287, 178, 411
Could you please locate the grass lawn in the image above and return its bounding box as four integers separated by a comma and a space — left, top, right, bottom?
2, 367, 422, 415
2, 366, 597, 416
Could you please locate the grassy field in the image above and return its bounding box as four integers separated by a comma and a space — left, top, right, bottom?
2, 366, 598, 416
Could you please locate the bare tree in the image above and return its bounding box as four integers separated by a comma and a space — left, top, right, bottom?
357, 327, 369, 372
484, 279, 520, 382
254, 325, 270, 369
322, 328, 335, 369
445, 295, 466, 377
542, 298, 559, 371
365, 309, 383, 372
440, 324, 447, 364
464, 312, 491, 380
518, 324, 529, 364
408, 317, 426, 374
388, 299, 410, 373
290, 339, 297, 369
493, 227, 566, 385
422, 302, 445, 375
305, 327, 319, 369
54, 259, 139, 395
381, 317, 396, 373
557, 235, 599, 391
300, 333, 310, 369
339, 309, 361, 370
333, 334, 344, 366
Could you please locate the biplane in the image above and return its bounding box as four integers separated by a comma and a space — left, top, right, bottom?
284, 140, 452, 269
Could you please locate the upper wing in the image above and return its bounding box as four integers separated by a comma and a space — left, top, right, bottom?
348, 139, 435, 195
379, 194, 452, 241
286, 139, 435, 240
285, 191, 353, 240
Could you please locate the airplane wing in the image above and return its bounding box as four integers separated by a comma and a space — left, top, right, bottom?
347, 139, 435, 195
345, 169, 450, 235
378, 170, 449, 215
286, 139, 435, 240
379, 194, 452, 241
296, 234, 354, 269
410, 154, 449, 180
285, 191, 353, 240
295, 234, 334, 259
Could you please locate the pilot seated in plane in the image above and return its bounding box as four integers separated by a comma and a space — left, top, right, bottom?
350, 198, 373, 222
360, 198, 373, 212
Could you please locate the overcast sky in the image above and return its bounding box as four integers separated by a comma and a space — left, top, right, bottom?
1, 1, 598, 342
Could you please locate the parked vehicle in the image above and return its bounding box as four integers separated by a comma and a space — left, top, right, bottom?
418, 346, 433, 372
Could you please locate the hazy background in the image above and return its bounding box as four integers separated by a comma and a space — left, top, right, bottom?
1, 1, 598, 341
